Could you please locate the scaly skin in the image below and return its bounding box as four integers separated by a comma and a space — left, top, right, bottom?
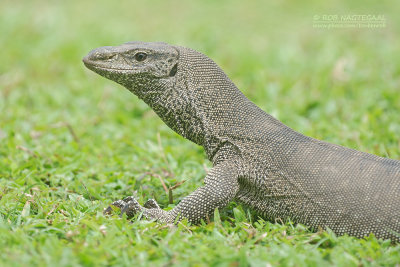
83, 42, 400, 242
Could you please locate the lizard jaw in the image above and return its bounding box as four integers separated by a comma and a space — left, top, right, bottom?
82, 60, 132, 72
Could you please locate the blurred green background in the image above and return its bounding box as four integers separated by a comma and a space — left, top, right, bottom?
1, 0, 400, 266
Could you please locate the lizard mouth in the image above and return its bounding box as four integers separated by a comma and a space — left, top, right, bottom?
85, 64, 132, 71
82, 57, 133, 72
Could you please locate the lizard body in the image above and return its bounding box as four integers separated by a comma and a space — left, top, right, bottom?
83, 42, 400, 242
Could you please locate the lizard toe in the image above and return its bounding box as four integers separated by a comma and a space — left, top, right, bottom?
120, 199, 143, 218
103, 199, 126, 215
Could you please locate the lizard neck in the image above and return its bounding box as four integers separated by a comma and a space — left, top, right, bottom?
176, 47, 290, 162
176, 47, 261, 160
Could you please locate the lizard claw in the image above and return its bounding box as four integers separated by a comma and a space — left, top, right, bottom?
104, 196, 163, 219
103, 195, 143, 217
103, 199, 127, 215
120, 197, 143, 218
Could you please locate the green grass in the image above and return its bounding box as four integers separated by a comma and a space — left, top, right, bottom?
1, 0, 400, 266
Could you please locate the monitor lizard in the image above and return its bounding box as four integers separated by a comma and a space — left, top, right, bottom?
83, 41, 400, 242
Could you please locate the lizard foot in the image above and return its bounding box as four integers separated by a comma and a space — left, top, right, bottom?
103, 196, 162, 218
120, 197, 143, 217
103, 196, 142, 216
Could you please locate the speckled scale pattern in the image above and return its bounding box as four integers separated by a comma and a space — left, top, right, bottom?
84, 42, 400, 242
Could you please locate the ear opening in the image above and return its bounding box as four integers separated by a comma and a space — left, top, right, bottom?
169, 63, 178, 77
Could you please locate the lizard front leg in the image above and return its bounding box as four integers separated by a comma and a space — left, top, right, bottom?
105, 161, 240, 224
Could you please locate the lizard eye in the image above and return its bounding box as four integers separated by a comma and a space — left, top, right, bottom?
135, 52, 147, 61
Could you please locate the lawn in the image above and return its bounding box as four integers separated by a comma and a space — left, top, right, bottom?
1, 0, 400, 266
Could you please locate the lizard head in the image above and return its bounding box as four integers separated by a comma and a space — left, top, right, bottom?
82, 41, 179, 99
83, 41, 208, 144
83, 42, 247, 152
